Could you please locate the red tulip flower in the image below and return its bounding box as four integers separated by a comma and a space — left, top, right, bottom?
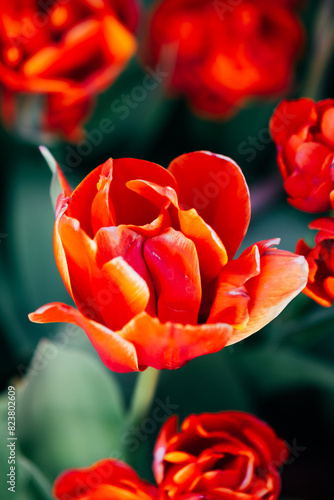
270, 98, 334, 213
154, 411, 288, 500
142, 0, 303, 117
53, 459, 158, 500
0, 0, 139, 140
29, 151, 308, 372
297, 214, 334, 306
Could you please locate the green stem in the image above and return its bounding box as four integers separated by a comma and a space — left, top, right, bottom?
303, 0, 334, 99
126, 368, 160, 429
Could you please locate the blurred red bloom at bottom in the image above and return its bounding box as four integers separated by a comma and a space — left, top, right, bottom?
53, 412, 287, 500
53, 459, 158, 500
297, 216, 334, 306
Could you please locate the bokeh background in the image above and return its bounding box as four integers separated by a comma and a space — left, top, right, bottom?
0, 1, 334, 499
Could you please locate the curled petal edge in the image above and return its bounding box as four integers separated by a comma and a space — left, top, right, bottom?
29, 302, 140, 373
29, 304, 233, 372
227, 249, 308, 345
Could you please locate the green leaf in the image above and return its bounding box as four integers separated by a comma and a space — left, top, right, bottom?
2, 146, 68, 358
0, 389, 53, 500
0, 391, 53, 500
1, 452, 54, 500
17, 340, 125, 481
39, 146, 62, 212
16, 456, 53, 500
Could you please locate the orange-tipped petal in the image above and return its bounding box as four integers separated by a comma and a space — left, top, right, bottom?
94, 226, 156, 316
90, 257, 150, 331
228, 249, 308, 344
122, 312, 232, 370
56, 213, 104, 321
168, 152, 250, 258
178, 209, 228, 283
53, 199, 73, 298
59, 216, 152, 331
29, 303, 139, 372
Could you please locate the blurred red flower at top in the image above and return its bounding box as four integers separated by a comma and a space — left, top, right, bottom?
142, 0, 303, 117
153, 411, 288, 500
0, 0, 139, 140
270, 98, 334, 213
29, 151, 308, 372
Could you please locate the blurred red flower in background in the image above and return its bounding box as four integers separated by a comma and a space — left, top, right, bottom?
29, 151, 308, 372
53, 411, 289, 500
270, 98, 334, 213
143, 0, 303, 117
297, 212, 334, 306
53, 458, 158, 500
53, 411, 287, 500
153, 411, 288, 500
0, 0, 139, 140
